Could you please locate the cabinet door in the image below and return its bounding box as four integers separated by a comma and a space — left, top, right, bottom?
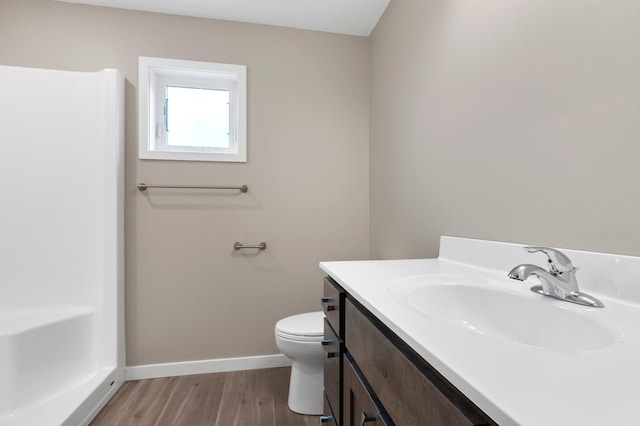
344, 355, 391, 426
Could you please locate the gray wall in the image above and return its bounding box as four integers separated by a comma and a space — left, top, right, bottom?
370, 0, 640, 259
0, 0, 370, 366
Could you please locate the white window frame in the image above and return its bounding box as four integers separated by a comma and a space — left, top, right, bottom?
139, 56, 247, 162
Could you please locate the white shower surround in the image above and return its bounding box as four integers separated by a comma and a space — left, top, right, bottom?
0, 65, 124, 425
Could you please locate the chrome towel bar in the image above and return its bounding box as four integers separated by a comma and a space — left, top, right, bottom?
234, 242, 267, 251
138, 183, 248, 193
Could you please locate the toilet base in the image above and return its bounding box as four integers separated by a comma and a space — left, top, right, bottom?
287, 360, 324, 415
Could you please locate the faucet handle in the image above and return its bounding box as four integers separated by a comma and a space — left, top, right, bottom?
524, 246, 574, 273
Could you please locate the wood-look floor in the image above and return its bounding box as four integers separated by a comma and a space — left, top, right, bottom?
90, 367, 319, 426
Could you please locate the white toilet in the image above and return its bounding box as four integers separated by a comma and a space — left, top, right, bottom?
275, 311, 325, 415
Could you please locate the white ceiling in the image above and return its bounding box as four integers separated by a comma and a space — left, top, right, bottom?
55, 0, 390, 37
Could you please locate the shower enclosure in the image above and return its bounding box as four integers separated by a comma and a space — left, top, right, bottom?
0, 65, 124, 425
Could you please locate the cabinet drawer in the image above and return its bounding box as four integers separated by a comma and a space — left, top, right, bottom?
344, 355, 392, 426
322, 277, 344, 337
345, 298, 492, 426
323, 318, 342, 421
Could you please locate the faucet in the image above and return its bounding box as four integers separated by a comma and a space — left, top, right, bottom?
508, 246, 604, 308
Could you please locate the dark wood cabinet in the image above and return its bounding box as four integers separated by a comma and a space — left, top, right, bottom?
323, 276, 496, 426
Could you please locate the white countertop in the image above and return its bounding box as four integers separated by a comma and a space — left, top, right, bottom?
320, 237, 640, 426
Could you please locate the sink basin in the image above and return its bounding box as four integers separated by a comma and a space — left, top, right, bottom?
389, 275, 621, 351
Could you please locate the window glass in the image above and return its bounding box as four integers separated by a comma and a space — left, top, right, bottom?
166, 86, 230, 149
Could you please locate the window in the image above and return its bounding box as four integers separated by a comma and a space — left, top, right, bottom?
138, 57, 247, 162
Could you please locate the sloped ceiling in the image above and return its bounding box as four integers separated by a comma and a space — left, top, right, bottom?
54, 0, 390, 36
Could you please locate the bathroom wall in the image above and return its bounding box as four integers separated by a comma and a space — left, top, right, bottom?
370, 0, 640, 259
0, 0, 370, 366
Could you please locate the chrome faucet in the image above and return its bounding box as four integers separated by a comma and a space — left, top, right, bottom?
508, 246, 604, 308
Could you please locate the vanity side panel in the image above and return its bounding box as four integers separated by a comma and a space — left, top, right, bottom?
322, 395, 338, 426
324, 318, 342, 422
323, 276, 346, 425
345, 297, 494, 426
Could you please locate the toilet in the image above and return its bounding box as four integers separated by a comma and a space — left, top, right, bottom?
275, 311, 325, 415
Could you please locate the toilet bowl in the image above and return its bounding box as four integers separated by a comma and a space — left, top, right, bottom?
275, 311, 325, 415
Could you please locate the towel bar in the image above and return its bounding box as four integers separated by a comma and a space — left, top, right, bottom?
138, 183, 248, 193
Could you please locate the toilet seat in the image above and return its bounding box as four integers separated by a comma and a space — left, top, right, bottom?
276, 330, 323, 342
275, 311, 324, 342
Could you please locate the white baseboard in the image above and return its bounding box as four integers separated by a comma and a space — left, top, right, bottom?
125, 354, 291, 381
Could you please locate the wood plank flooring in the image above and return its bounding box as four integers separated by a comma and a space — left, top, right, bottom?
90, 367, 319, 426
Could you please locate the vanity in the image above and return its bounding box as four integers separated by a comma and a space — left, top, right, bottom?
319, 237, 640, 425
